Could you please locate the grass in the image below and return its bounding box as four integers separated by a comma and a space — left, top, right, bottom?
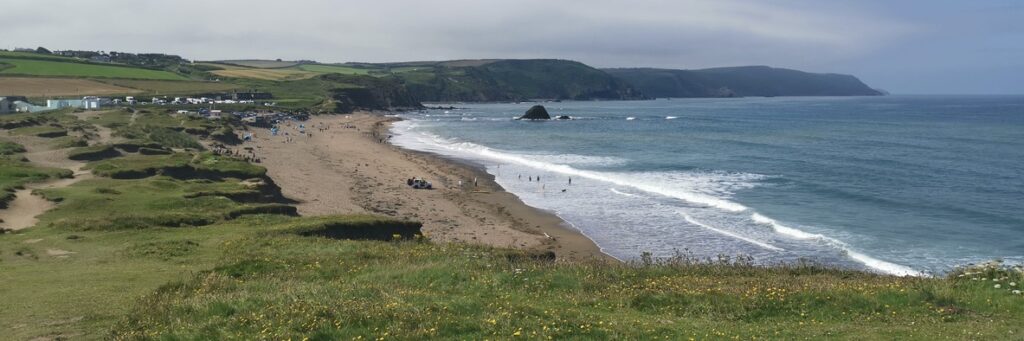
35, 176, 291, 231
67, 144, 121, 161
50, 136, 90, 148
9, 124, 68, 138
210, 68, 319, 81
0, 77, 141, 97
0, 141, 27, 155
214, 60, 302, 68
86, 152, 266, 180
0, 58, 187, 80
298, 64, 376, 75
106, 234, 1023, 340
0, 156, 72, 207
95, 79, 241, 94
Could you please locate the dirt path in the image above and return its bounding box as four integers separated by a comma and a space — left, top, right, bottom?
0, 189, 55, 230
0, 128, 103, 231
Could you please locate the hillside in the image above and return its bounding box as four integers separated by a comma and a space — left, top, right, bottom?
389, 59, 643, 102
204, 59, 644, 102
604, 66, 883, 98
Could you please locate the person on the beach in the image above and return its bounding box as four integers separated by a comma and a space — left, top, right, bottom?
474, 177, 478, 187
529, 176, 532, 182
569, 177, 572, 185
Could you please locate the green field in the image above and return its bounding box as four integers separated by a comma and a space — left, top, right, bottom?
216, 60, 302, 69
297, 64, 376, 75
0, 58, 187, 80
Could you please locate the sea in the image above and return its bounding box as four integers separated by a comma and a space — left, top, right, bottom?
389, 96, 1024, 276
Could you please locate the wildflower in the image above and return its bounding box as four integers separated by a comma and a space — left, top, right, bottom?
1013, 290, 1021, 295
1011, 282, 1017, 287
994, 284, 1002, 289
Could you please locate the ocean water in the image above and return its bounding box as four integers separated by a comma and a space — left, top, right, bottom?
389, 96, 1024, 276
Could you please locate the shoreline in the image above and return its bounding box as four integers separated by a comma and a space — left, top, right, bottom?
373, 117, 618, 262
246, 112, 614, 262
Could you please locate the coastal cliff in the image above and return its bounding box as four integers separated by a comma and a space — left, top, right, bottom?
604, 66, 883, 98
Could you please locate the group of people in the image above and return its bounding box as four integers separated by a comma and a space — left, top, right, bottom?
517, 174, 572, 185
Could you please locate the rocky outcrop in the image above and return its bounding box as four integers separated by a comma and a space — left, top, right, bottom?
519, 105, 551, 120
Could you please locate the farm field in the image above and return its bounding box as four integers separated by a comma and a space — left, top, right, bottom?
209, 68, 319, 81
0, 58, 187, 80
96, 79, 242, 94
216, 59, 302, 68
297, 63, 376, 75
0, 77, 141, 97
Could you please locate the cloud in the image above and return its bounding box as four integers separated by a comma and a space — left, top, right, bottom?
1, 0, 916, 70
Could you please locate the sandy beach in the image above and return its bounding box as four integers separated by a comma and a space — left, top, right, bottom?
243, 112, 611, 261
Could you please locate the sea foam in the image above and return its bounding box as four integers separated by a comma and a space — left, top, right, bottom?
750, 213, 924, 276
392, 119, 926, 277
682, 213, 783, 251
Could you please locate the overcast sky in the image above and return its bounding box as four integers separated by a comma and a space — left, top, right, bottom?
3, 0, 1022, 94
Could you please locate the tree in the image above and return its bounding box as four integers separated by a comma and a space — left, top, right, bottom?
36, 46, 52, 54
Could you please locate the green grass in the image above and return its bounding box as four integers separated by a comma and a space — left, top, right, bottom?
86, 152, 266, 180
106, 234, 1023, 340
89, 109, 134, 128
86, 153, 191, 178
35, 176, 291, 231
49, 136, 90, 148
8, 124, 68, 138
0, 109, 78, 130
0, 156, 72, 207
0, 58, 187, 80
297, 64, 376, 75
0, 141, 27, 155
67, 144, 121, 161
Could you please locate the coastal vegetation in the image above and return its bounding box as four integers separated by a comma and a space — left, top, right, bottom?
0, 107, 1020, 340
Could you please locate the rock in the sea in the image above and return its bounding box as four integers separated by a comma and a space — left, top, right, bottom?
555, 115, 571, 120
519, 105, 551, 120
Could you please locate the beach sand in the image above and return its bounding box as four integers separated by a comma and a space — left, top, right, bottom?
243, 112, 612, 261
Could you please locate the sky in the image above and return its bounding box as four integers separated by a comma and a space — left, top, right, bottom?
3, 0, 1022, 94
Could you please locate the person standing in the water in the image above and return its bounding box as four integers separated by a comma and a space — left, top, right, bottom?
569, 177, 572, 185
